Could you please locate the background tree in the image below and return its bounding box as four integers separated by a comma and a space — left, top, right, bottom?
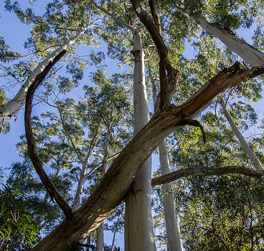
1, 0, 264, 250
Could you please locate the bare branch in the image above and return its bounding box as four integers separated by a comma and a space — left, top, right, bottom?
25, 49, 73, 220
151, 166, 264, 188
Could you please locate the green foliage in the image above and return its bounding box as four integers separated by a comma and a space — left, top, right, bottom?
0, 89, 6, 107
0, 184, 40, 250
175, 175, 264, 250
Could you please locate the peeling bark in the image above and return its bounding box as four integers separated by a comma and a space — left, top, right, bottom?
31, 63, 263, 251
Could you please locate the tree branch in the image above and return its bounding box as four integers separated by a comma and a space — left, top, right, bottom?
91, 0, 137, 33
130, 0, 180, 110
31, 60, 264, 250
151, 166, 264, 188
25, 49, 73, 220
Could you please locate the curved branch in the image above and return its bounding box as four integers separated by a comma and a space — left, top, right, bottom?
151, 166, 264, 188
25, 49, 73, 220
32, 62, 264, 250
130, 0, 180, 110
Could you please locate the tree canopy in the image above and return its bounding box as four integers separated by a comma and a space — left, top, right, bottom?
1, 0, 264, 250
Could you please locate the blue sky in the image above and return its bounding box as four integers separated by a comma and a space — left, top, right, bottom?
1, 1, 264, 250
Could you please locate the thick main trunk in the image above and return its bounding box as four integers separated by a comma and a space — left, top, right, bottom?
0, 28, 87, 128
31, 64, 264, 251
189, 14, 264, 67
220, 97, 263, 170
124, 33, 156, 251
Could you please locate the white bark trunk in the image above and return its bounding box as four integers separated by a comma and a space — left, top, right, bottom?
159, 141, 183, 251
220, 97, 263, 170
150, 68, 183, 251
190, 15, 264, 67
96, 223, 104, 251
125, 33, 156, 251
96, 125, 111, 251
0, 27, 88, 127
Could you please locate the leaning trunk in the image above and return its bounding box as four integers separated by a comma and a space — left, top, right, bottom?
187, 14, 264, 67
0, 28, 88, 128
220, 97, 263, 170
124, 33, 156, 251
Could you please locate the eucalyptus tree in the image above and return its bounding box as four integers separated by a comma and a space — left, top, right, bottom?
151, 66, 183, 251
1, 0, 264, 250
0, 0, 100, 129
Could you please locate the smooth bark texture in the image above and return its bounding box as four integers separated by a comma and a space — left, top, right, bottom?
152, 166, 264, 188
97, 123, 112, 251
0, 28, 88, 127
220, 97, 263, 170
31, 63, 264, 251
188, 14, 264, 67
124, 33, 156, 251
159, 141, 183, 251
151, 69, 183, 251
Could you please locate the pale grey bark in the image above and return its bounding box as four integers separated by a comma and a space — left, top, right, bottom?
0, 27, 88, 128
187, 14, 264, 67
96, 123, 112, 251
220, 96, 263, 170
125, 33, 156, 251
151, 68, 183, 251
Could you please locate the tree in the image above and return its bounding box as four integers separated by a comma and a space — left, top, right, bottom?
0, 183, 40, 250
1, 0, 264, 250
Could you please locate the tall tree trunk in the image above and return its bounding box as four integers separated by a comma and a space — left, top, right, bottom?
151, 68, 183, 251
220, 96, 263, 170
0, 27, 88, 128
124, 33, 156, 251
159, 142, 183, 251
31, 63, 264, 251
186, 13, 264, 67
97, 123, 112, 251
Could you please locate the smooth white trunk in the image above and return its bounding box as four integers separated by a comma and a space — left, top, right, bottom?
191, 15, 264, 67
96, 223, 104, 251
159, 141, 183, 251
125, 33, 156, 251
0, 27, 88, 127
151, 68, 183, 251
96, 125, 111, 251
220, 98, 263, 170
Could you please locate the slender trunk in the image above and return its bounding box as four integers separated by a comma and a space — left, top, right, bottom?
124, 33, 156, 251
97, 123, 112, 251
159, 142, 183, 251
151, 68, 183, 251
187, 14, 264, 67
220, 97, 263, 170
72, 120, 102, 211
0, 27, 88, 127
